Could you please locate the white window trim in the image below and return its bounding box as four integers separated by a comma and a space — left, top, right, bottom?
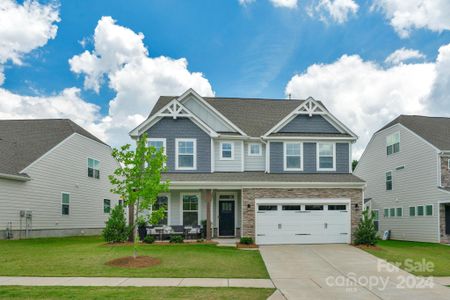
219, 141, 234, 160
61, 192, 70, 216
175, 138, 197, 170
248, 143, 262, 157
409, 206, 416, 217
425, 204, 433, 216
180, 192, 201, 225
417, 205, 425, 216
372, 209, 379, 221
448, 159, 450, 169
386, 170, 393, 191
103, 199, 111, 214
316, 142, 336, 171
148, 138, 167, 155
389, 207, 396, 218
383, 208, 389, 218
87, 157, 100, 179
283, 142, 303, 171
386, 131, 400, 155
150, 193, 171, 225
396, 207, 403, 218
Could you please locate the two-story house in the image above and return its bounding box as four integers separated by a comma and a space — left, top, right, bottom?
130, 89, 365, 245
355, 115, 450, 244
0, 119, 121, 239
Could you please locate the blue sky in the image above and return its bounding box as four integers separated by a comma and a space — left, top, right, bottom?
1, 0, 450, 155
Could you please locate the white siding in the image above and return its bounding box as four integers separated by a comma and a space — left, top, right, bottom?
244, 142, 265, 171
0, 133, 120, 232
355, 124, 447, 243
214, 140, 243, 172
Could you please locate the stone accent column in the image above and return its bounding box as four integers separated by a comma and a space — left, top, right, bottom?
441, 156, 450, 188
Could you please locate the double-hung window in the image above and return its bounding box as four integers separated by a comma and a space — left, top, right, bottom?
152, 195, 169, 225
248, 143, 262, 156
396, 207, 403, 217
148, 138, 166, 155
383, 208, 389, 218
88, 158, 100, 179
317, 143, 335, 171
176, 139, 196, 170
386, 171, 393, 190
425, 205, 433, 216
220, 142, 234, 160
417, 205, 424, 216
182, 194, 199, 226
103, 199, 111, 214
284, 142, 302, 171
390, 208, 396, 217
386, 132, 400, 155
62, 193, 70, 215
409, 206, 416, 217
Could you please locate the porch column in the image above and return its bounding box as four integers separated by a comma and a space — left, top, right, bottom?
204, 189, 212, 240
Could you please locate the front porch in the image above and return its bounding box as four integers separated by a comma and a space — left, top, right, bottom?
150, 189, 242, 240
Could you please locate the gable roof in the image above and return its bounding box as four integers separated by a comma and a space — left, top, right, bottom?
0, 119, 108, 179
149, 96, 349, 137
377, 115, 450, 151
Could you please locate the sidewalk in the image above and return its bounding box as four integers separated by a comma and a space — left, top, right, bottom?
0, 276, 274, 288
434, 277, 450, 286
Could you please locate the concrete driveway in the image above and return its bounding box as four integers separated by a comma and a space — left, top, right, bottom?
260, 244, 450, 300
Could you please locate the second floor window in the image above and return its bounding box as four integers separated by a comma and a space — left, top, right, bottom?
386, 171, 392, 190
386, 132, 400, 155
88, 158, 100, 179
317, 143, 335, 170
284, 142, 302, 170
176, 139, 196, 170
148, 138, 166, 154
248, 143, 262, 156
220, 142, 234, 160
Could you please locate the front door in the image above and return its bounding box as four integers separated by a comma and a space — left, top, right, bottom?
219, 200, 235, 236
446, 205, 450, 235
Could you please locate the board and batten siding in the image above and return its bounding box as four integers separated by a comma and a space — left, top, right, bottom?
354, 123, 447, 243
214, 140, 243, 172
269, 141, 350, 173
0, 133, 120, 235
244, 142, 265, 171
146, 117, 211, 173
278, 115, 340, 133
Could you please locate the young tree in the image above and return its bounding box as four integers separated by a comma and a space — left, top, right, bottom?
352, 160, 358, 171
103, 204, 129, 243
354, 208, 378, 246
109, 133, 169, 258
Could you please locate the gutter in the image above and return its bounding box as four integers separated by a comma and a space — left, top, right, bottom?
0, 172, 31, 181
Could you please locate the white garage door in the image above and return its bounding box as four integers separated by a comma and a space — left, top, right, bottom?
255, 199, 351, 245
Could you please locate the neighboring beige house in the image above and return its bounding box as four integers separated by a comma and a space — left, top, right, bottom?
0, 119, 121, 239
355, 115, 450, 244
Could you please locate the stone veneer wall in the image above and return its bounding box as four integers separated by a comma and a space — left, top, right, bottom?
440, 156, 450, 188
242, 188, 363, 243
440, 204, 450, 244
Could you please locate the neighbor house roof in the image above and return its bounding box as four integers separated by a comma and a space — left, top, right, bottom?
378, 115, 450, 151
0, 119, 107, 179
149, 96, 343, 137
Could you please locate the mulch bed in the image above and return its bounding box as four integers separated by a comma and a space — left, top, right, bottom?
236, 243, 258, 249
105, 256, 161, 268
355, 244, 383, 251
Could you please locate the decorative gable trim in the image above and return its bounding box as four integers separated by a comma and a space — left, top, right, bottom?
262, 97, 358, 139
129, 99, 219, 138
177, 89, 248, 137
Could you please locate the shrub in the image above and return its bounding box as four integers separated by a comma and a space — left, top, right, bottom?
240, 237, 253, 245
103, 204, 129, 243
169, 235, 184, 243
354, 208, 378, 246
143, 235, 156, 244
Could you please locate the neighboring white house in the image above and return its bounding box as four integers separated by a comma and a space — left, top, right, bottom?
355, 115, 450, 244
0, 119, 121, 239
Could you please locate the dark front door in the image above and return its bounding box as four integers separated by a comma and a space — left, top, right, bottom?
219, 200, 235, 236
446, 205, 450, 235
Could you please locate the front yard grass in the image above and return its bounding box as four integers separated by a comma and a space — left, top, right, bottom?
0, 236, 269, 278
0, 286, 275, 300
362, 240, 450, 276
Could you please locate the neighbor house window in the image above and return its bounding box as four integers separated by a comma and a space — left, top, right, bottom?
417, 205, 424, 216
425, 205, 433, 216
182, 194, 199, 226
384, 208, 389, 218
220, 142, 234, 160
390, 208, 396, 217
148, 138, 166, 154
176, 139, 196, 170
373, 210, 379, 231
317, 143, 335, 170
386, 171, 392, 190
104, 199, 111, 214
409, 206, 416, 217
88, 158, 100, 179
153, 195, 169, 225
396, 207, 403, 217
386, 132, 400, 155
284, 142, 302, 170
118, 200, 124, 206
62, 193, 70, 215
248, 143, 262, 156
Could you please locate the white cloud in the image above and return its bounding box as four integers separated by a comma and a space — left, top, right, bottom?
270, 0, 298, 9
69, 16, 214, 146
0, 0, 59, 81
313, 0, 359, 23
385, 47, 425, 65
285, 47, 446, 158
238, 0, 255, 6
372, 0, 450, 38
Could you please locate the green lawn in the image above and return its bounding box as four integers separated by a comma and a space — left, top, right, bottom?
362, 240, 450, 276
0, 286, 275, 300
0, 236, 268, 278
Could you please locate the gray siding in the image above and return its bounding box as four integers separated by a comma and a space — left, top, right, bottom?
355, 124, 445, 243
270, 141, 350, 173
244, 142, 265, 171
279, 115, 340, 133
146, 117, 211, 172
214, 140, 243, 172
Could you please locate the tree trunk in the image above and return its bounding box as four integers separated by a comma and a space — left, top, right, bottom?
128, 204, 135, 242
133, 201, 139, 259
